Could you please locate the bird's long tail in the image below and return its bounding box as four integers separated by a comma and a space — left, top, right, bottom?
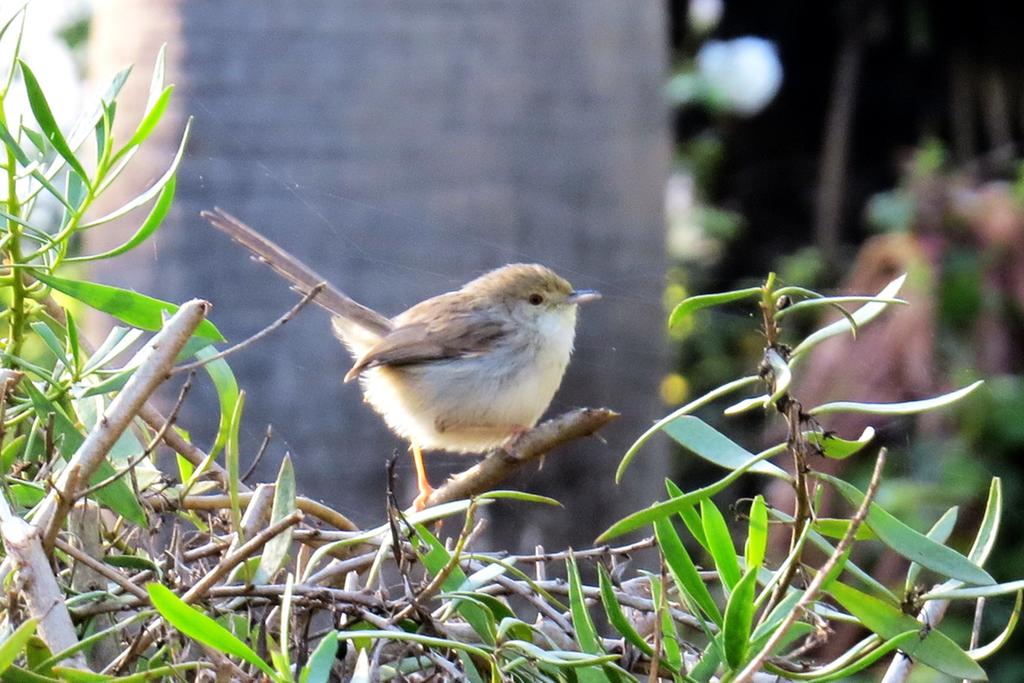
201, 207, 393, 337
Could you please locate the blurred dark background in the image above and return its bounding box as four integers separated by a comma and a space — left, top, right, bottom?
48, 0, 1024, 678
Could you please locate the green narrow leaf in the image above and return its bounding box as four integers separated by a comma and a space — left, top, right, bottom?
790, 274, 907, 361
255, 456, 297, 583
225, 392, 246, 538
599, 445, 784, 542
968, 477, 1002, 566
820, 473, 994, 585
722, 569, 758, 669
811, 631, 922, 682
805, 427, 875, 459
412, 523, 495, 645
147, 583, 276, 678
31, 271, 224, 342
64, 312, 81, 374
19, 61, 90, 183
0, 116, 30, 165
121, 85, 174, 152
192, 345, 239, 456
82, 117, 192, 227
905, 507, 958, 593
566, 554, 604, 654
662, 416, 789, 479
0, 618, 37, 674
828, 581, 987, 680
81, 327, 143, 375
923, 580, 1024, 601
654, 517, 722, 625
745, 495, 768, 569
810, 380, 983, 416
813, 518, 877, 541
616, 374, 759, 483
21, 125, 47, 154
666, 480, 708, 549
299, 632, 338, 683
28, 321, 71, 370
775, 295, 907, 319
597, 565, 656, 659
668, 287, 763, 328
969, 590, 1021, 661
65, 176, 176, 263
769, 506, 899, 603
566, 555, 613, 683
700, 498, 741, 591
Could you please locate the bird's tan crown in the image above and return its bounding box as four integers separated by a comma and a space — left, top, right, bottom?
461, 264, 573, 302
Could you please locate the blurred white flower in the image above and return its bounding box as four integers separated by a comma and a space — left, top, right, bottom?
696, 36, 782, 116
666, 172, 716, 262
688, 0, 724, 34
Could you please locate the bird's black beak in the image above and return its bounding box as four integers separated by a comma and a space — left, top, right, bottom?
566, 289, 601, 304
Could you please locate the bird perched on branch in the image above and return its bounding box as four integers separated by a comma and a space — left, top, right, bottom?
202, 208, 600, 509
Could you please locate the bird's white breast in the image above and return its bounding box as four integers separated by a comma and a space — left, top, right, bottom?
360, 306, 578, 453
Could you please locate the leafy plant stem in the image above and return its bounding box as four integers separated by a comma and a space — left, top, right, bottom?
735, 447, 887, 683
2, 107, 26, 365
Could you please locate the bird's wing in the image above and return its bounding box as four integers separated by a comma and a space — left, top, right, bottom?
201, 207, 393, 337
344, 308, 511, 382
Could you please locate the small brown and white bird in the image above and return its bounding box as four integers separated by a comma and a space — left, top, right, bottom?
202, 209, 600, 508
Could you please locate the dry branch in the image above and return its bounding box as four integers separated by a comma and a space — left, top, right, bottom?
32, 300, 211, 549
425, 407, 618, 507
1, 517, 89, 670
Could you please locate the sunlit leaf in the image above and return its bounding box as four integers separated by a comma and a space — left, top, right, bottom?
668, 287, 762, 328
905, 507, 957, 593
616, 375, 759, 483
790, 274, 907, 361
821, 474, 993, 585
0, 618, 37, 674
661, 416, 788, 479
810, 381, 982, 416
722, 569, 758, 669
20, 60, 89, 183
745, 495, 768, 569
805, 427, 875, 459
654, 517, 722, 625
700, 498, 741, 591
828, 581, 986, 680
255, 456, 296, 584
32, 271, 223, 341
147, 583, 276, 679
599, 445, 783, 542
66, 176, 175, 263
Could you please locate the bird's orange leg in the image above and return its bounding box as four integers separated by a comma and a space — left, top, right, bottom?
411, 443, 434, 510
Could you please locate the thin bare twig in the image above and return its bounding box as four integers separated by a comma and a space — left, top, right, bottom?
111, 510, 305, 671
146, 491, 358, 531
181, 510, 304, 604
242, 425, 273, 483
425, 407, 618, 507
735, 447, 887, 683
171, 284, 324, 375
53, 537, 149, 601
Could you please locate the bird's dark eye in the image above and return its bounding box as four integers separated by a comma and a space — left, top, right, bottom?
528, 293, 544, 306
